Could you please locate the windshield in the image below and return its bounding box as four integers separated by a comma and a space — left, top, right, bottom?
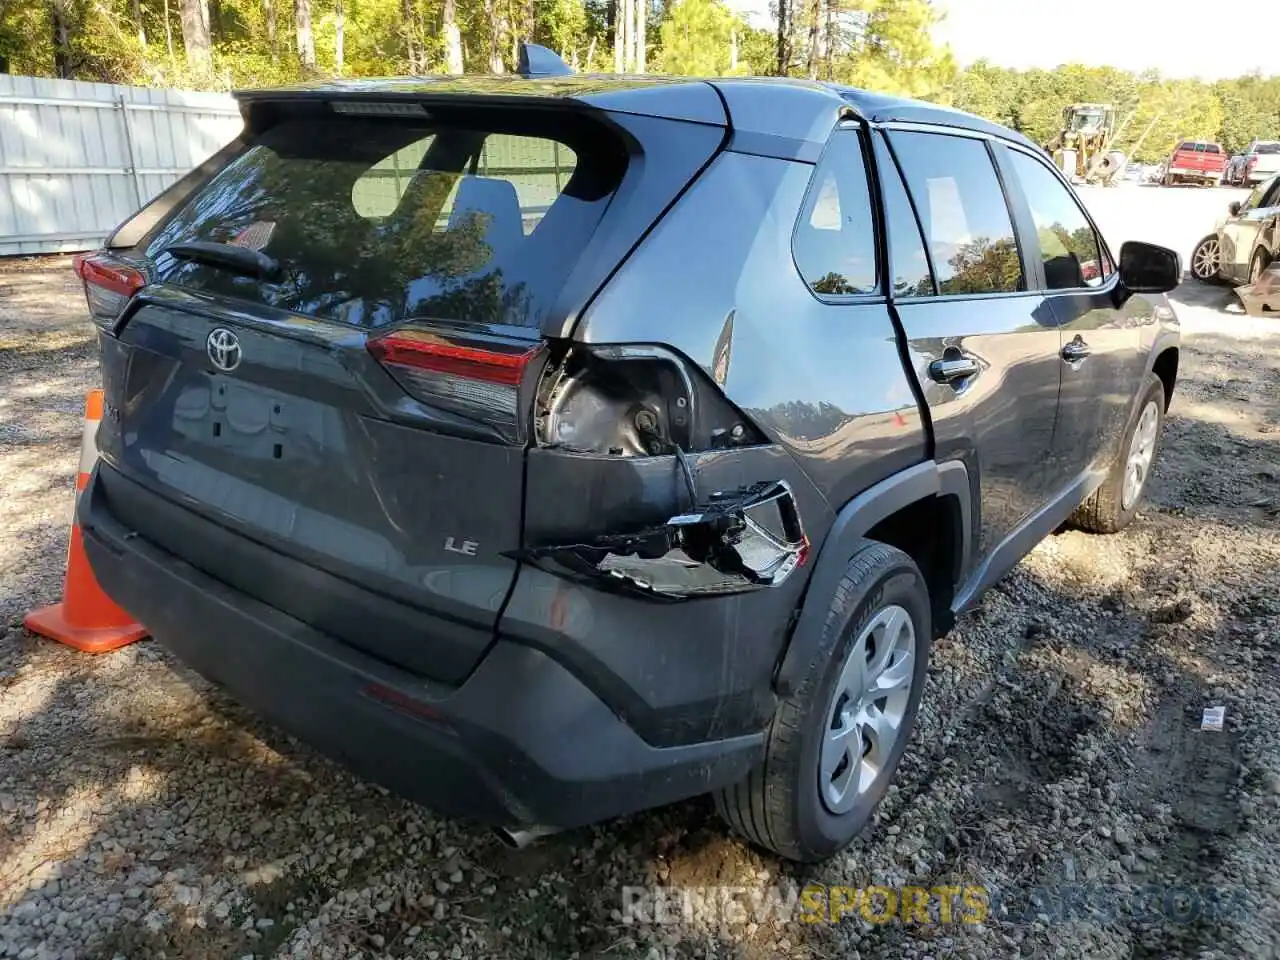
1240, 177, 1279, 212
1069, 110, 1106, 133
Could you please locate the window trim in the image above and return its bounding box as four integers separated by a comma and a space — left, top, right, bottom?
879, 123, 1036, 303
790, 122, 886, 305
871, 128, 938, 298
1001, 141, 1121, 297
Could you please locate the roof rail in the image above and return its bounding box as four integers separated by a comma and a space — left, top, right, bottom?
516, 43, 574, 78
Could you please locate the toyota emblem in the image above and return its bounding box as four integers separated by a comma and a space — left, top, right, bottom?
207, 328, 242, 372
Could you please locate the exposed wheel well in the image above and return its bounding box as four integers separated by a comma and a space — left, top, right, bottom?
1152, 348, 1179, 409
865, 494, 962, 637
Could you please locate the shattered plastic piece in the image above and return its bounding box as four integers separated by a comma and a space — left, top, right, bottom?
515, 479, 809, 599
1235, 264, 1280, 316
1201, 706, 1225, 732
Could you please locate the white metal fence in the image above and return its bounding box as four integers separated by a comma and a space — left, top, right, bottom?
0, 75, 243, 256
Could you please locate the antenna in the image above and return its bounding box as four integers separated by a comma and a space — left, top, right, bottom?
516, 43, 575, 78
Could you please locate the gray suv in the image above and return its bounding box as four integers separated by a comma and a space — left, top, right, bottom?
77, 57, 1181, 862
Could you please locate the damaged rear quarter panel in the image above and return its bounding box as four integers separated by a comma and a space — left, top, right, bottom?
572, 149, 927, 510
499, 141, 929, 749
500, 445, 834, 747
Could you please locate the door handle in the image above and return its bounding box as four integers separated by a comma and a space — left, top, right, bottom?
928, 357, 979, 383
1061, 339, 1092, 363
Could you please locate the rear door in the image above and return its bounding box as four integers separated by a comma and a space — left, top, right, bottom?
1001, 145, 1144, 479
96, 107, 695, 683
881, 128, 1062, 563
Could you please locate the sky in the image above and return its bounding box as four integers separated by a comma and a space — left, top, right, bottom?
724, 0, 1278, 80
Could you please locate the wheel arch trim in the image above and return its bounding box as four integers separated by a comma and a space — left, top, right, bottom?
774, 459, 971, 697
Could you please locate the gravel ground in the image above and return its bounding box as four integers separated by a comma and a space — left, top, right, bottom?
2, 186, 1280, 960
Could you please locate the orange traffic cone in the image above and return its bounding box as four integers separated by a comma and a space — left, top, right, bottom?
23, 390, 147, 653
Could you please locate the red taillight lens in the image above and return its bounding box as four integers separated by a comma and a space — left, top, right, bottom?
74, 253, 146, 329
367, 327, 542, 442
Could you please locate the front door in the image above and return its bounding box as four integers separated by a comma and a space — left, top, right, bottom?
999, 146, 1147, 481
881, 129, 1063, 564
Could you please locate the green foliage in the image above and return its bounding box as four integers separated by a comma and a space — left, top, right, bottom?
0, 0, 1276, 170
838, 0, 955, 100
0, 0, 54, 75
658, 0, 747, 77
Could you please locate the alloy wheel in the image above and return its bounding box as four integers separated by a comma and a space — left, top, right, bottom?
1192, 237, 1220, 281
1122, 400, 1160, 511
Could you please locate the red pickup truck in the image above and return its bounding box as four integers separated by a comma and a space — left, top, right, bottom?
1162, 140, 1227, 187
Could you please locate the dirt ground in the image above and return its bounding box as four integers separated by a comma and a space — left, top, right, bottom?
2, 185, 1279, 960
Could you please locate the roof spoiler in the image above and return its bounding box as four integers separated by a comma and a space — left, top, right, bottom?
516, 43, 574, 78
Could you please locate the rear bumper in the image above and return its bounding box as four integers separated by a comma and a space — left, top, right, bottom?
80, 464, 764, 829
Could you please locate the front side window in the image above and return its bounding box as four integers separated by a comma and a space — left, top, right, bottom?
890, 131, 1024, 296
792, 129, 878, 296
1008, 150, 1106, 290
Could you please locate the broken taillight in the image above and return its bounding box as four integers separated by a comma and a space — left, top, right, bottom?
367, 326, 542, 442
74, 253, 146, 330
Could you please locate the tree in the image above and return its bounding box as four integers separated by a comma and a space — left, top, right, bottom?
178, 0, 212, 73
774, 0, 787, 75
613, 0, 624, 71
634, 0, 646, 73
49, 0, 75, 78
262, 0, 276, 58
659, 0, 747, 76
804, 0, 819, 79
439, 0, 462, 73
484, 0, 506, 72
332, 0, 342, 73
294, 0, 314, 68
131, 0, 147, 47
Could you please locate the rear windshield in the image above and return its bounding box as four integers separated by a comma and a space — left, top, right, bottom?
1254, 142, 1280, 154
1178, 142, 1221, 154
145, 115, 626, 329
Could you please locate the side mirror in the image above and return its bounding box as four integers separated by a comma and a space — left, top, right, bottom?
1229, 201, 1242, 216
1118, 240, 1180, 294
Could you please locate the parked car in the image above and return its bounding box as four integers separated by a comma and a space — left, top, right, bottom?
75, 49, 1182, 863
1239, 139, 1280, 186
1191, 174, 1280, 284
1226, 154, 1248, 186
1163, 140, 1227, 186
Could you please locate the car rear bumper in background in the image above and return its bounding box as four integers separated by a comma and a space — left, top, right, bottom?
79, 463, 765, 829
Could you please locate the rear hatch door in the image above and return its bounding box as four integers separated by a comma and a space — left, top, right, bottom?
98, 98, 724, 683
1252, 143, 1280, 178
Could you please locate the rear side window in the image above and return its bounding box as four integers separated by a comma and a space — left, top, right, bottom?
1007, 150, 1106, 290
792, 129, 878, 296
145, 116, 621, 329
890, 132, 1024, 296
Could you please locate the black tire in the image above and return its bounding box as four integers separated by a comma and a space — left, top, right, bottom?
713, 540, 931, 862
1071, 373, 1166, 534
1249, 248, 1271, 285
